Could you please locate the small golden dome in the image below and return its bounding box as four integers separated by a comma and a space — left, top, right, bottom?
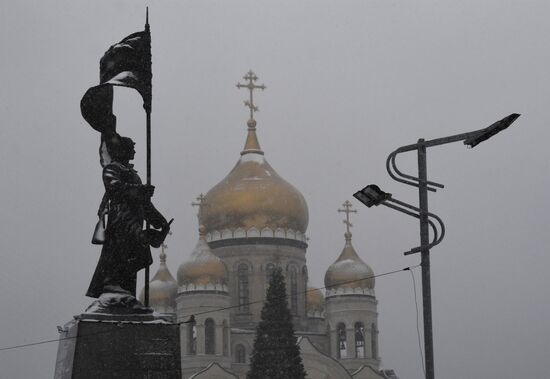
139, 248, 177, 314
307, 286, 325, 313
178, 226, 227, 286
199, 125, 309, 234
324, 232, 375, 290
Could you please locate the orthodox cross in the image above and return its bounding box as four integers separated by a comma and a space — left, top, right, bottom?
338, 200, 357, 234
160, 231, 172, 263
191, 193, 208, 213
236, 70, 266, 121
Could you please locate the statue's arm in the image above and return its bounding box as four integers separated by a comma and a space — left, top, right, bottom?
144, 202, 168, 229
102, 163, 142, 199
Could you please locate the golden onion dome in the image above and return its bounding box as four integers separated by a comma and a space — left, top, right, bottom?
324, 232, 375, 290
307, 286, 325, 313
139, 248, 177, 314
177, 226, 227, 286
199, 121, 308, 234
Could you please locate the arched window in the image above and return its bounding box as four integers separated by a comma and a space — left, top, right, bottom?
265, 263, 275, 287
337, 322, 347, 359
187, 322, 197, 355
355, 322, 365, 358
222, 320, 229, 356
238, 264, 250, 313
205, 318, 215, 355
235, 344, 246, 363
290, 266, 298, 315
371, 323, 378, 359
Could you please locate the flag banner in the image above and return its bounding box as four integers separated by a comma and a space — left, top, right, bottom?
81, 29, 151, 134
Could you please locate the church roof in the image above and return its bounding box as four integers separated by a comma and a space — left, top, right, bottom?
297, 336, 353, 379
177, 225, 227, 286
139, 246, 177, 314
324, 201, 374, 291
324, 232, 375, 290
189, 362, 239, 379
198, 71, 308, 238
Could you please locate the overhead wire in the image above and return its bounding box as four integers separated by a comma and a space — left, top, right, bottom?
0, 264, 420, 353
176, 265, 418, 323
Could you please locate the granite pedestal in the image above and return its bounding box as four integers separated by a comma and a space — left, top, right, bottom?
54, 313, 181, 379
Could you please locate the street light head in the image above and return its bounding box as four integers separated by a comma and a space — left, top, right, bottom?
353, 184, 392, 207
464, 113, 520, 148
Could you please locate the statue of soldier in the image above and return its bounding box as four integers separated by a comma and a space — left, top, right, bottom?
86, 134, 171, 300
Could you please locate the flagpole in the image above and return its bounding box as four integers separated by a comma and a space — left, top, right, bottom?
144, 7, 151, 308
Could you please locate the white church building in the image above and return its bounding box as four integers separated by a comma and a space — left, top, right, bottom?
140, 73, 399, 379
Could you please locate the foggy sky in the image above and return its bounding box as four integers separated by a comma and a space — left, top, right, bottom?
1, 1, 549, 379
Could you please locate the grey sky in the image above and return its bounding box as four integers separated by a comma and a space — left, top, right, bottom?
1, 1, 549, 378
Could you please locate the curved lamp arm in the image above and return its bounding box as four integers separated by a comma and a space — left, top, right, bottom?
384, 197, 446, 255
383, 113, 519, 193
381, 202, 440, 250
386, 150, 444, 192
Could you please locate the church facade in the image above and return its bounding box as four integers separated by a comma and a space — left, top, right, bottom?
142, 73, 399, 379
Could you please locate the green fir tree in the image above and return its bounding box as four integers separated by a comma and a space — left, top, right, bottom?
247, 267, 307, 379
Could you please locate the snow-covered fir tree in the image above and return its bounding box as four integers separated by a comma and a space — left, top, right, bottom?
247, 267, 306, 379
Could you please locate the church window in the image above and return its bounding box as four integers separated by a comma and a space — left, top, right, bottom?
187, 322, 197, 355
238, 264, 250, 312
265, 263, 275, 286
235, 344, 246, 363
290, 266, 298, 315
337, 322, 347, 358
205, 318, 215, 354
355, 322, 365, 358
371, 323, 378, 359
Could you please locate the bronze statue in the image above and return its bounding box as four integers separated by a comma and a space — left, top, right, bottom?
86, 134, 171, 300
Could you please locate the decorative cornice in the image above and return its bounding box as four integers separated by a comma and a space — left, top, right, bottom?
177, 283, 229, 294
208, 236, 308, 250
205, 226, 307, 243
325, 287, 375, 298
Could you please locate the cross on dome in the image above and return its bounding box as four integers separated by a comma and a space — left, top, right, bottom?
338, 200, 357, 235
160, 242, 168, 263
159, 230, 172, 263
236, 70, 266, 123
191, 193, 208, 213
192, 194, 209, 237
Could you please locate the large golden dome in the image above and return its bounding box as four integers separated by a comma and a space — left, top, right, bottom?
177, 226, 228, 286
199, 122, 308, 234
324, 232, 375, 290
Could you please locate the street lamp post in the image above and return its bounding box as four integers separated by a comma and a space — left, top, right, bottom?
354, 113, 520, 379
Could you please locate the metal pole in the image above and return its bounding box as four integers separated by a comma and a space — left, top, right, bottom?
144, 109, 151, 307
418, 139, 434, 379
144, 8, 151, 308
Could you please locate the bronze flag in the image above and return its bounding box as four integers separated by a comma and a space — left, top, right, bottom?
80, 29, 151, 135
